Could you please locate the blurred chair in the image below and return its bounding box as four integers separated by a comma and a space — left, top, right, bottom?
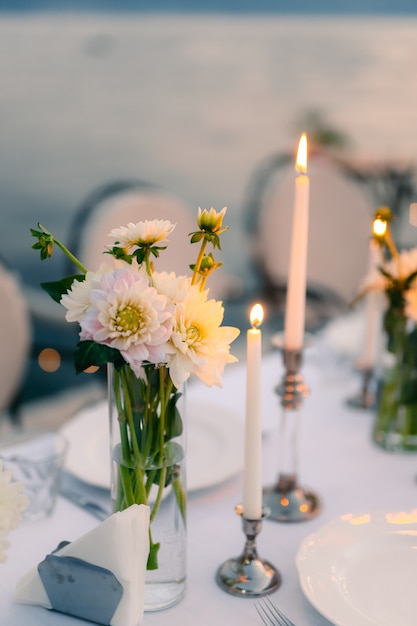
0, 259, 31, 417
345, 158, 417, 252
66, 179, 232, 300
244, 152, 375, 328
67, 180, 195, 277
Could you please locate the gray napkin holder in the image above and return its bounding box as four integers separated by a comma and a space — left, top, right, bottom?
38, 551, 123, 625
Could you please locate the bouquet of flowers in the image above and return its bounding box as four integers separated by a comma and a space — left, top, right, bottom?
31, 207, 240, 575
359, 206, 417, 450
0, 461, 29, 562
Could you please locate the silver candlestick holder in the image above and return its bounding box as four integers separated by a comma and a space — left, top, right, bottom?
263, 347, 321, 523
215, 504, 281, 597
346, 365, 376, 410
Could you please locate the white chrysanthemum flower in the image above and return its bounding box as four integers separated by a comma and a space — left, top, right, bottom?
405, 281, 417, 322
360, 248, 417, 294
394, 248, 417, 279
0, 461, 29, 563
166, 285, 240, 388
61, 274, 94, 323
360, 267, 389, 294
109, 220, 176, 250
79, 263, 174, 375
152, 271, 191, 304
61, 261, 120, 324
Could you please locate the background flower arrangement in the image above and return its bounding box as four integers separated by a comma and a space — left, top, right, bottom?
31, 208, 240, 574
359, 206, 417, 450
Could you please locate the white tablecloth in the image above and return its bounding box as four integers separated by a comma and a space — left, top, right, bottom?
1, 344, 416, 626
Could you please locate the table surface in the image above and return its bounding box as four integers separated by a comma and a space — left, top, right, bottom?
1, 340, 416, 626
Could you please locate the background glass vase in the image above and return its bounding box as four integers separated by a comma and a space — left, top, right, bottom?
0, 429, 67, 521
374, 312, 417, 452
108, 363, 187, 611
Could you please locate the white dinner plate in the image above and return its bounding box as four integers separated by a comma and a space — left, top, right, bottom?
60, 399, 244, 492
296, 509, 417, 626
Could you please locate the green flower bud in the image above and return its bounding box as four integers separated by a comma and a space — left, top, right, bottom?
374, 206, 393, 223
197, 207, 227, 233
199, 254, 223, 276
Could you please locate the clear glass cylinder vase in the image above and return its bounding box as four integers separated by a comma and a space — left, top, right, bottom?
108, 363, 187, 612
374, 312, 417, 451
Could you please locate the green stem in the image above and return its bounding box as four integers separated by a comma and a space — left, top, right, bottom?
145, 469, 157, 497
55, 240, 88, 274
146, 368, 173, 524
385, 225, 398, 260
110, 363, 186, 570
118, 465, 136, 507
158, 367, 167, 452
191, 238, 207, 286
112, 369, 135, 509
113, 370, 131, 462
375, 311, 417, 449
150, 467, 167, 523
119, 367, 147, 504
144, 248, 154, 282
199, 275, 207, 291
173, 474, 187, 524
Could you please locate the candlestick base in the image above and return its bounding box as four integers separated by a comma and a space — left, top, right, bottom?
215, 505, 281, 597
275, 348, 310, 410
263, 473, 321, 523
266, 347, 322, 523
346, 367, 376, 410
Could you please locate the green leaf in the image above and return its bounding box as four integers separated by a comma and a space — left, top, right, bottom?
41, 274, 85, 304
165, 393, 183, 440
30, 224, 55, 260
147, 541, 160, 570
107, 246, 133, 263
172, 474, 186, 524
379, 266, 393, 280
30, 227, 43, 238
190, 231, 204, 244
383, 307, 407, 351
74, 340, 124, 374
150, 454, 183, 490
164, 442, 184, 465
204, 232, 221, 250
400, 379, 417, 404
404, 270, 417, 290
150, 245, 167, 259
132, 249, 145, 264
404, 328, 417, 368
144, 364, 160, 397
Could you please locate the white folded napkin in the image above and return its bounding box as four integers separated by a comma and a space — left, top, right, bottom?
14, 504, 150, 626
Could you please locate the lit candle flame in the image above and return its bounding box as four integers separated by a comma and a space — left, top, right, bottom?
250, 303, 264, 328
373, 217, 387, 237
295, 133, 308, 174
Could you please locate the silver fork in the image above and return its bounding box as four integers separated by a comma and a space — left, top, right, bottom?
255, 596, 296, 626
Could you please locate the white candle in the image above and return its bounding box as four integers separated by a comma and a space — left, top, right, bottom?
361, 236, 383, 369
243, 303, 264, 520
284, 133, 310, 351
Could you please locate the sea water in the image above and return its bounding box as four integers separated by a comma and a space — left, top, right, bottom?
1, 13, 417, 285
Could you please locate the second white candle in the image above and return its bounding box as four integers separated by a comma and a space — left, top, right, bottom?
243, 304, 263, 520
284, 133, 310, 351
